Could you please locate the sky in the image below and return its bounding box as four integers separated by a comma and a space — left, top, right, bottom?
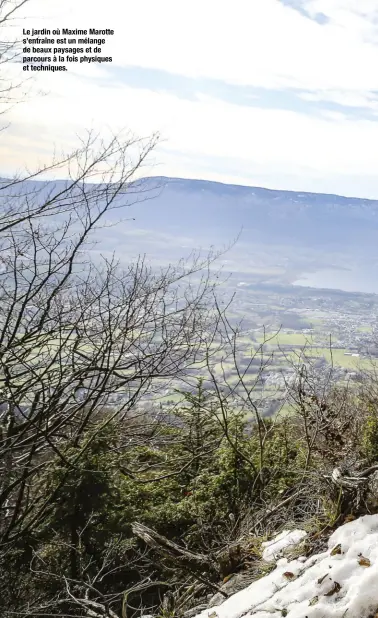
3, 0, 378, 197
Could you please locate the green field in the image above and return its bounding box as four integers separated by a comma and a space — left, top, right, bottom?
357, 325, 372, 333
254, 331, 375, 371
312, 347, 374, 370
257, 332, 315, 346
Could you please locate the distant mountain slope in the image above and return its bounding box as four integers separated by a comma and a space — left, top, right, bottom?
124, 176, 378, 249
3, 174, 378, 246
2, 175, 378, 290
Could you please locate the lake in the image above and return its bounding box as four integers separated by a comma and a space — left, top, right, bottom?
293, 268, 378, 295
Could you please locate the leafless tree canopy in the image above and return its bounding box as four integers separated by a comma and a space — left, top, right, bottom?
0, 5, 235, 615
0, 0, 226, 565
0, 128, 227, 549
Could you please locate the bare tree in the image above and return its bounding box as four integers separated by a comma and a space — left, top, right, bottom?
0, 131, 226, 549
0, 10, 231, 618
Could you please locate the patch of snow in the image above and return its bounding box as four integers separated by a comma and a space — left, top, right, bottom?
194, 515, 378, 618
261, 529, 307, 562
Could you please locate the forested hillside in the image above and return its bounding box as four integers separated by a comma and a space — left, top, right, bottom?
3, 2, 378, 617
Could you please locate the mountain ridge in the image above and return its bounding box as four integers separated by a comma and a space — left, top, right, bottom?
144, 175, 378, 204
3, 175, 378, 291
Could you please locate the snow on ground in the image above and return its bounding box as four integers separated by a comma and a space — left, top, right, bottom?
194, 515, 378, 618
261, 529, 307, 562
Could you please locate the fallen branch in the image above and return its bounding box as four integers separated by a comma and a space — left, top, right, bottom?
131, 522, 217, 574
131, 522, 229, 599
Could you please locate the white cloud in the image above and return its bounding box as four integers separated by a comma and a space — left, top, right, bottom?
3, 75, 378, 194
3, 0, 378, 197
16, 0, 378, 95
299, 89, 378, 109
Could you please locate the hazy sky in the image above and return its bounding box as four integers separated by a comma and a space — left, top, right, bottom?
3, 0, 378, 198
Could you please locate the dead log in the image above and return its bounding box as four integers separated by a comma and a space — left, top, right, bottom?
330, 466, 378, 512
131, 522, 218, 574
331, 468, 368, 490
